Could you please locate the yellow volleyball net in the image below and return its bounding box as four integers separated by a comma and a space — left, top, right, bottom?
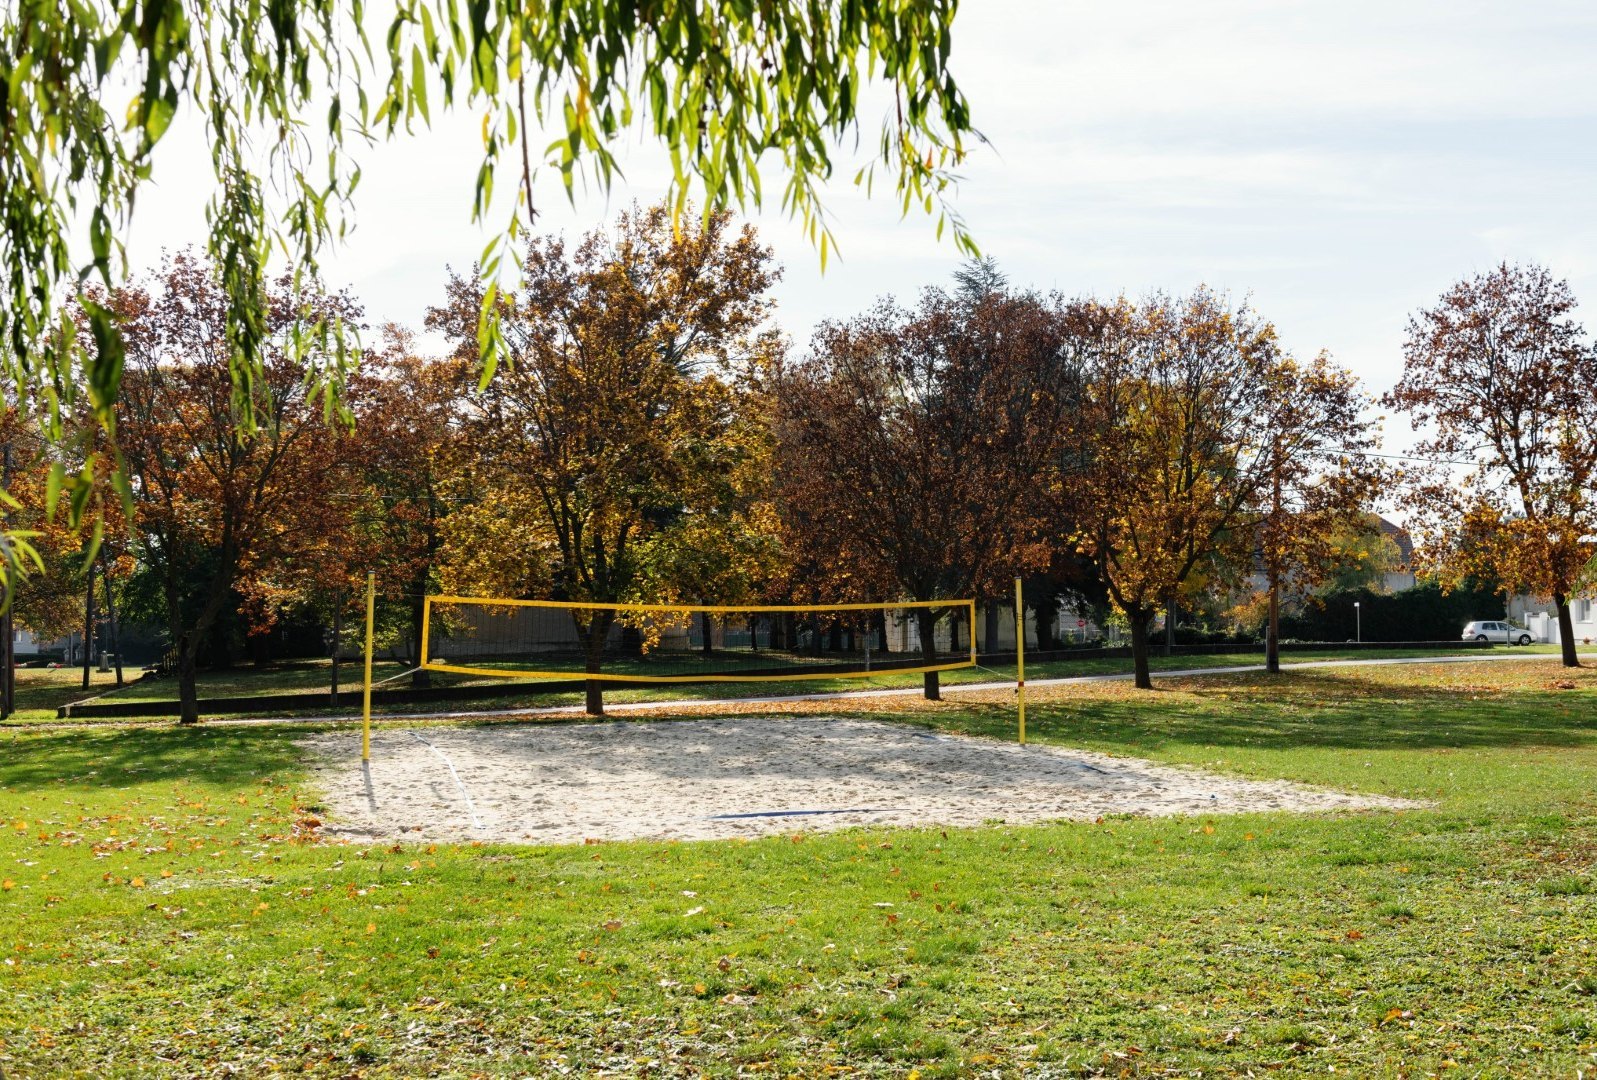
420, 596, 978, 684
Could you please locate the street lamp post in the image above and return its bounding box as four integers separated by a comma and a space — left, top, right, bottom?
1354, 601, 1361, 644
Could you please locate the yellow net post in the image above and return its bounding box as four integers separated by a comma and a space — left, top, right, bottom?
1014, 577, 1026, 745
361, 571, 375, 762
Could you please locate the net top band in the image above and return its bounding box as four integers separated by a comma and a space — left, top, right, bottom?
428, 596, 975, 615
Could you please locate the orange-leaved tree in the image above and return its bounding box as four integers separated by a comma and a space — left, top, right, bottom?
771, 277, 1080, 700
427, 204, 782, 716
1076, 289, 1378, 688
1385, 262, 1597, 667
343, 328, 477, 687
1253, 354, 1384, 672
110, 252, 358, 724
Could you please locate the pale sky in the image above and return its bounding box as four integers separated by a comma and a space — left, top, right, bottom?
123, 0, 1597, 451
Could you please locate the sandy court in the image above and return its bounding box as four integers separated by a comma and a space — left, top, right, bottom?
299, 717, 1414, 845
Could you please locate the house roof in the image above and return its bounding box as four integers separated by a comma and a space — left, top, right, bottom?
1376, 516, 1415, 565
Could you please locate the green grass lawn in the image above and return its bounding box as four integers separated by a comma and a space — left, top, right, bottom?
6, 665, 130, 722
3, 658, 1597, 1075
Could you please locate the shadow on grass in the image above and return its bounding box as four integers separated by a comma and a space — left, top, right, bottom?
0, 725, 304, 793
906, 669, 1597, 753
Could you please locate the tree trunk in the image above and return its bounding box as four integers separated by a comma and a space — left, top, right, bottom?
916, 607, 941, 701
1164, 595, 1176, 656
1554, 594, 1580, 668
1265, 568, 1281, 675
620, 624, 643, 657
410, 589, 432, 688
81, 573, 96, 690
2, 601, 11, 717
1, 444, 11, 718
584, 648, 605, 716
1129, 609, 1154, 690
701, 612, 714, 655
100, 560, 125, 688
331, 599, 342, 707
1033, 599, 1056, 652
177, 639, 201, 725
579, 611, 613, 717
1, 591, 12, 720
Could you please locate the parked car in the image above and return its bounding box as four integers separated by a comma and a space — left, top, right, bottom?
1461, 620, 1536, 645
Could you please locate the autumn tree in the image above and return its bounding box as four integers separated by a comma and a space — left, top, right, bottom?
0, 403, 88, 713
428, 205, 781, 715
110, 253, 357, 724
1253, 357, 1384, 672
772, 279, 1080, 700
338, 330, 478, 688
1385, 262, 1597, 667
1075, 289, 1378, 688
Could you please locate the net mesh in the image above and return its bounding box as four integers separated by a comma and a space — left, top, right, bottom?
423, 597, 978, 683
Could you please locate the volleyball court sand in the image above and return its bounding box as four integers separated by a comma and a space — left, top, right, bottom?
300, 717, 1414, 845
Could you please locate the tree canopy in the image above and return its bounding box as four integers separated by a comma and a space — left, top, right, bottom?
428, 204, 781, 714
0, 0, 977, 589
1386, 262, 1597, 667
771, 277, 1080, 699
